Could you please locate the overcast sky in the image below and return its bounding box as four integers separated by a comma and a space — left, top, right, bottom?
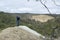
0, 0, 60, 14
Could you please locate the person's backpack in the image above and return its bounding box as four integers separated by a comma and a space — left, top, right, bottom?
16, 16, 20, 20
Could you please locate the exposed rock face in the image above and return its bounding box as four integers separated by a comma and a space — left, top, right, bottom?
0, 26, 44, 40
31, 15, 54, 22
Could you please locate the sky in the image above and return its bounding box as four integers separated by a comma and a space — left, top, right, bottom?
0, 0, 60, 14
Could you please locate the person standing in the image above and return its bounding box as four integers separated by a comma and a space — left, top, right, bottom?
16, 16, 20, 26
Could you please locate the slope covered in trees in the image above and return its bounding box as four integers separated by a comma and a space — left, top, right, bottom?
0, 12, 60, 38
0, 12, 16, 30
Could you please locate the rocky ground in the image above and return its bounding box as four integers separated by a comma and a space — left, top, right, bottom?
0, 26, 44, 40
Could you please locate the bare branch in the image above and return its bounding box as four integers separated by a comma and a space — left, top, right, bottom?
27, 0, 30, 2
52, 0, 60, 6
39, 0, 51, 14
27, 0, 53, 15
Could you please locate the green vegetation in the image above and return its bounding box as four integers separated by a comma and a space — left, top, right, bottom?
0, 12, 60, 38
0, 12, 16, 30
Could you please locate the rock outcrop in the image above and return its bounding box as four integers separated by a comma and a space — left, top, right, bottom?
31, 15, 54, 22
0, 26, 45, 40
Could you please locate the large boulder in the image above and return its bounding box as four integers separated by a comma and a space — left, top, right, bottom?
0, 26, 45, 40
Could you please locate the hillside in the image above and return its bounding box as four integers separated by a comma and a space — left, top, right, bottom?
0, 13, 16, 30
31, 15, 54, 22
0, 12, 60, 38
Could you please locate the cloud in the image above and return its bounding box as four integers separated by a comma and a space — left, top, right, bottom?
3, 8, 33, 13
55, 0, 60, 5
0, 2, 5, 6
0, 0, 60, 13
18, 8, 33, 11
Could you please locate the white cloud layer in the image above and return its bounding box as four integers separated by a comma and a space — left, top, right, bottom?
55, 0, 60, 5
19, 8, 32, 11
0, 0, 60, 14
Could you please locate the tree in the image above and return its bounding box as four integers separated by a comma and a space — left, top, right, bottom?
27, 0, 60, 39
27, 0, 60, 17
52, 0, 60, 6
27, 0, 51, 15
